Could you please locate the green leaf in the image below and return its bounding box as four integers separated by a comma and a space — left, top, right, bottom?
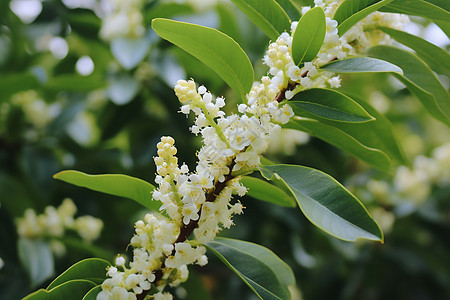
240, 176, 296, 207
61, 236, 114, 260
334, 0, 395, 36
369, 45, 450, 125
47, 258, 110, 290
205, 238, 295, 300
259, 164, 383, 242
286, 117, 391, 171
82, 285, 102, 300
230, 0, 291, 41
381, 0, 450, 37
152, 18, 254, 101
295, 97, 408, 168
18, 238, 54, 287
45, 74, 106, 92
145, 3, 194, 20
292, 7, 326, 66
377, 26, 450, 75
23, 280, 96, 300
424, 0, 450, 11
0, 73, 40, 100
290, 88, 375, 123
321, 57, 403, 74
53, 170, 159, 211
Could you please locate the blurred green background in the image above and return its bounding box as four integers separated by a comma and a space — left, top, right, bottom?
0, 0, 449, 299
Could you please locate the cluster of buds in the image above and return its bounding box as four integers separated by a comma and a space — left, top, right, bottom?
17, 198, 103, 256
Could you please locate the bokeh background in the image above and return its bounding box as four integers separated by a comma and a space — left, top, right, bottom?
1, 0, 449, 299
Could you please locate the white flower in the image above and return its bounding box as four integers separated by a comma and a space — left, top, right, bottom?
287, 65, 302, 82
182, 204, 199, 225
74, 215, 103, 242
328, 75, 341, 88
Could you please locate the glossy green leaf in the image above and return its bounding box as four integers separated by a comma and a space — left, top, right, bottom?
152, 18, 254, 101
292, 7, 326, 66
259, 164, 383, 242
377, 26, 450, 75
425, 0, 450, 11
286, 117, 391, 171
18, 238, 54, 287
230, 0, 291, 41
290, 88, 374, 123
334, 0, 395, 36
23, 280, 96, 300
321, 57, 403, 74
47, 258, 110, 290
82, 285, 102, 300
240, 176, 296, 207
333, 0, 379, 24
299, 97, 408, 167
54, 170, 159, 210
369, 45, 450, 125
206, 237, 295, 300
381, 0, 450, 37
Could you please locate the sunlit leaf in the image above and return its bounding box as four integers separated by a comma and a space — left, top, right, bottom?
290, 88, 374, 123
53, 170, 159, 210
240, 176, 296, 207
292, 7, 326, 66
230, 0, 291, 40
152, 18, 254, 101
259, 164, 384, 242
206, 238, 295, 300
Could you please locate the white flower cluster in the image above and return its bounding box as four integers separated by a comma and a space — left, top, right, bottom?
268, 0, 410, 100
97, 214, 187, 300
263, 1, 344, 100
17, 198, 103, 254
99, 0, 145, 41
364, 143, 450, 207
97, 2, 413, 298
11, 90, 61, 129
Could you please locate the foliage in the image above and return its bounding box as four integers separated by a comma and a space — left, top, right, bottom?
0, 0, 449, 299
